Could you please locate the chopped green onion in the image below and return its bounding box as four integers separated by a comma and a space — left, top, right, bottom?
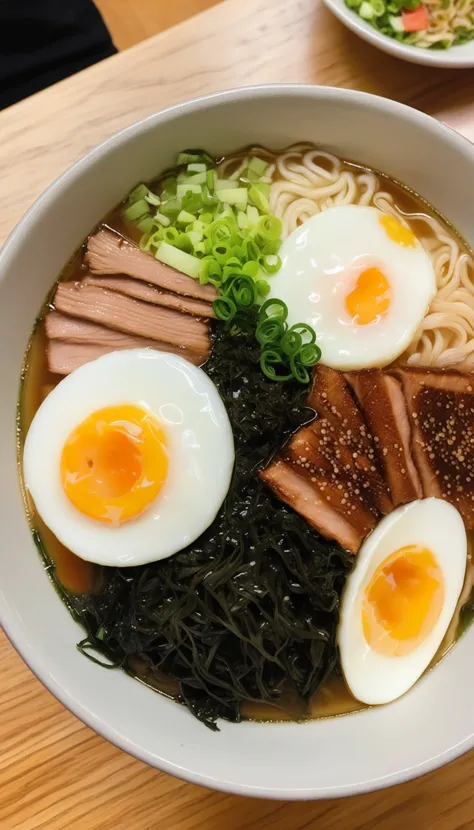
261, 254, 282, 275
242, 260, 259, 278
256, 279, 271, 297
280, 330, 303, 358
212, 242, 231, 264
260, 349, 294, 382
185, 172, 207, 186
259, 298, 288, 321
177, 183, 202, 200
299, 343, 322, 366
155, 211, 171, 227
237, 211, 248, 230
216, 188, 248, 207
248, 156, 269, 177
177, 209, 196, 225
206, 170, 215, 192
255, 215, 282, 242
289, 323, 316, 345
187, 163, 207, 173
249, 185, 270, 214
136, 215, 155, 233
215, 179, 239, 191
256, 317, 286, 346
162, 227, 180, 245
181, 191, 204, 213
156, 241, 201, 279
123, 199, 150, 222
145, 192, 161, 206
177, 150, 214, 166
247, 205, 260, 227
176, 232, 194, 253
160, 198, 181, 217
200, 258, 222, 284
290, 358, 310, 384
127, 184, 149, 203
214, 295, 237, 322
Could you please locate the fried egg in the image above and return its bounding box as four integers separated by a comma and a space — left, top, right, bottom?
23, 349, 234, 566
338, 499, 466, 705
268, 205, 436, 370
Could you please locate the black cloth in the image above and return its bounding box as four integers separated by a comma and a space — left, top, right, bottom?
0, 0, 117, 111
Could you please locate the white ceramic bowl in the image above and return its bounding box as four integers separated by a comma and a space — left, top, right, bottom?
2, 85, 474, 800
324, 0, 474, 67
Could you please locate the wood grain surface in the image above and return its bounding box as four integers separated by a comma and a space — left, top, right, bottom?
94, 0, 221, 50
2, 0, 474, 827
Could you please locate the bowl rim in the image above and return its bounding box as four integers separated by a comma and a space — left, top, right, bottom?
2, 83, 474, 800
323, 0, 474, 68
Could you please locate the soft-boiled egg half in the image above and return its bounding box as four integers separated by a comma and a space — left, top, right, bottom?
23, 349, 235, 567
338, 499, 466, 705
268, 205, 436, 370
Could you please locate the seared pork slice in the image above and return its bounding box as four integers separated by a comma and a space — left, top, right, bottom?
393, 367, 474, 528
260, 459, 368, 554
285, 420, 380, 538
308, 364, 392, 515
53, 283, 210, 355
86, 229, 217, 302
49, 340, 202, 375
347, 369, 422, 506
45, 312, 203, 362
83, 274, 215, 318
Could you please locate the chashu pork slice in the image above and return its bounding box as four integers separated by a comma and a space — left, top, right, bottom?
53, 283, 211, 356
45, 312, 203, 374
86, 228, 217, 303
392, 366, 474, 528
346, 369, 422, 506
308, 364, 392, 516
82, 274, 215, 318
260, 365, 391, 554
260, 459, 366, 555
48, 340, 202, 375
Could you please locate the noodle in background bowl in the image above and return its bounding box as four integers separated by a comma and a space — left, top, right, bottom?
2, 85, 474, 799
323, 0, 474, 66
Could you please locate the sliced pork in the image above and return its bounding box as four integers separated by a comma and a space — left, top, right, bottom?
347, 369, 422, 506
392, 367, 474, 528
260, 459, 365, 554
83, 274, 215, 318
53, 283, 210, 356
86, 228, 216, 302
48, 340, 202, 375
260, 365, 390, 553
309, 365, 392, 516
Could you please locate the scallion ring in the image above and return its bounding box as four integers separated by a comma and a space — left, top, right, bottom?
256, 317, 286, 346
213, 296, 237, 322
290, 357, 310, 384
260, 349, 294, 382
299, 343, 322, 366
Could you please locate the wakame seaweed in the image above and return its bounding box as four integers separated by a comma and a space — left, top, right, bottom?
71, 314, 353, 729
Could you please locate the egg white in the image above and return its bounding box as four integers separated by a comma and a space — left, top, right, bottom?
23, 349, 235, 567
338, 499, 467, 705
267, 205, 436, 370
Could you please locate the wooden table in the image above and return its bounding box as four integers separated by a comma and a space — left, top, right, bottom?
2, 0, 474, 826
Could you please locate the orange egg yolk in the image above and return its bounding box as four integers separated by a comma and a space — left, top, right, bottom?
379, 213, 416, 247
60, 404, 168, 525
345, 267, 391, 326
362, 545, 444, 657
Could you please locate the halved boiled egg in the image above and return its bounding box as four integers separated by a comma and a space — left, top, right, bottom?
338, 499, 466, 705
267, 205, 436, 370
23, 349, 234, 566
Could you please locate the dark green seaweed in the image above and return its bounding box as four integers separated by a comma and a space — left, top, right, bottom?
71, 314, 353, 729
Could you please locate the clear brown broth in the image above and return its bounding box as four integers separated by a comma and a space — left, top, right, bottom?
18, 147, 474, 724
